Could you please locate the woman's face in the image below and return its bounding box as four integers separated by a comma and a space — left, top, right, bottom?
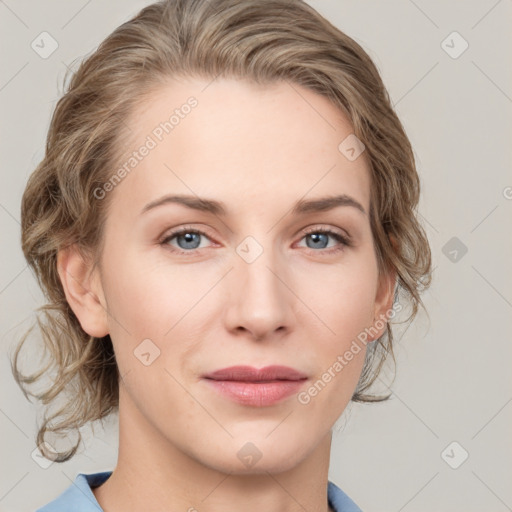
89, 77, 393, 473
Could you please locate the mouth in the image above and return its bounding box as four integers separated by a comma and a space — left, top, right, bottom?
202, 365, 308, 382
202, 365, 308, 406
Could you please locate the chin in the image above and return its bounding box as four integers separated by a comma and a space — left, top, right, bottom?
209, 453, 306, 476
197, 435, 310, 476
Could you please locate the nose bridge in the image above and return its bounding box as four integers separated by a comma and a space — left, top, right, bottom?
236, 234, 288, 305
225, 233, 294, 339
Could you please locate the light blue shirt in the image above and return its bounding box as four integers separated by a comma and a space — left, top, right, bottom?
36, 471, 362, 512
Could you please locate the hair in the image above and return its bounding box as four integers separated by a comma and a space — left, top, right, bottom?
11, 0, 432, 462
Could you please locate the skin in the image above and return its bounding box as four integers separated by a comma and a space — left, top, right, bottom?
58, 77, 395, 512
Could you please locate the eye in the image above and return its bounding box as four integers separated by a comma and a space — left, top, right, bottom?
159, 225, 352, 256
297, 227, 351, 254
159, 226, 214, 254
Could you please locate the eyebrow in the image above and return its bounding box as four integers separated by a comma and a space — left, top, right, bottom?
140, 193, 366, 217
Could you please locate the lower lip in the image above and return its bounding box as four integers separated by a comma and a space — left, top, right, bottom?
203, 379, 306, 406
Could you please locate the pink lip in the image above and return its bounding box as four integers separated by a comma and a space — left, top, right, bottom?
202, 365, 308, 407
203, 365, 307, 381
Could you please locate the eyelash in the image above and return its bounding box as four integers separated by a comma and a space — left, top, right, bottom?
159, 225, 352, 256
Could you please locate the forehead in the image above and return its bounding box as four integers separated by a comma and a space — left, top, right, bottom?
109, 77, 371, 219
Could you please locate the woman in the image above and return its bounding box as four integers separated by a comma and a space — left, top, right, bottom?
12, 0, 432, 510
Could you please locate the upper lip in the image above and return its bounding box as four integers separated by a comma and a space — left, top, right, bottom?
203, 365, 307, 382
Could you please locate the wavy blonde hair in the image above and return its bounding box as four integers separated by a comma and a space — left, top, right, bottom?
11, 0, 432, 462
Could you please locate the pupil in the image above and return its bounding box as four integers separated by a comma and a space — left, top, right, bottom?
179, 232, 200, 249
308, 233, 327, 249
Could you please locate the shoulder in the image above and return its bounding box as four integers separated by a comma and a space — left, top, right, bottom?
327, 480, 363, 512
35, 471, 112, 512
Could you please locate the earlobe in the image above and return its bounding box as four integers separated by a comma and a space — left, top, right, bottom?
57, 245, 109, 338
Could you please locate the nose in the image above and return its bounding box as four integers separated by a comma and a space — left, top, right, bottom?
223, 243, 295, 342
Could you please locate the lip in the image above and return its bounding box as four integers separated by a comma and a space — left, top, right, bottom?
203, 365, 307, 381
202, 365, 308, 407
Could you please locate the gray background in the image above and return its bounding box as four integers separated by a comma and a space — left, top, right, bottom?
1, 1, 511, 511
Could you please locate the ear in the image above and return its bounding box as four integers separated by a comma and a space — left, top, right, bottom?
57, 245, 109, 338
369, 236, 398, 341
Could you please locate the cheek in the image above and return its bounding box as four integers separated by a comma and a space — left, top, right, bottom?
295, 255, 379, 344
103, 251, 204, 334
295, 253, 377, 400
298, 265, 374, 417
101, 250, 221, 377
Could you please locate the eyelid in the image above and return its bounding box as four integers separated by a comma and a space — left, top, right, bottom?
301, 225, 352, 243
158, 224, 217, 246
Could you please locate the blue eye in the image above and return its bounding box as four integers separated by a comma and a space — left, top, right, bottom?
160, 228, 211, 252
299, 228, 351, 253
160, 226, 351, 255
